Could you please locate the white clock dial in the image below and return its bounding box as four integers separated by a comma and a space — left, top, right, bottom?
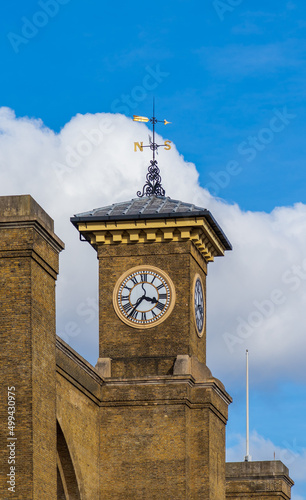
194, 275, 205, 337
113, 266, 175, 328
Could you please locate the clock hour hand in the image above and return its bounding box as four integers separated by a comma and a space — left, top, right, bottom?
143, 296, 157, 304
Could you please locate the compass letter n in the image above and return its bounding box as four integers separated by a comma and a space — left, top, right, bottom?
134, 142, 144, 152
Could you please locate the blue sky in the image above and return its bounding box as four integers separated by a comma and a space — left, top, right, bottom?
1, 1, 306, 497
2, 0, 306, 213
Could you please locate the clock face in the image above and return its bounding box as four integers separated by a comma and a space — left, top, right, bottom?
113, 265, 175, 328
194, 275, 205, 337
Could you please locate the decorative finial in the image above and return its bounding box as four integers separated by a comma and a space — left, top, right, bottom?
133, 99, 171, 198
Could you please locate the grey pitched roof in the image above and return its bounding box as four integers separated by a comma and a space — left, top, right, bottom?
71, 196, 232, 250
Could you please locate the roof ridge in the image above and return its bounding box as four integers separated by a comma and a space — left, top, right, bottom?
139, 196, 154, 214
122, 199, 134, 215
155, 197, 169, 213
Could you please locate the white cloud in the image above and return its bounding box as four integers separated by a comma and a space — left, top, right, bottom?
1, 107, 306, 390
207, 200, 306, 385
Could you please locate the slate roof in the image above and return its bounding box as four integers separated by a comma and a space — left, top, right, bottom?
71, 196, 232, 250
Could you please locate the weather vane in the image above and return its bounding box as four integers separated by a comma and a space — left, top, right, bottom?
133, 99, 171, 198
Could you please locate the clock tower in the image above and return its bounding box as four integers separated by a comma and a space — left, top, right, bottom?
71, 196, 231, 376
70, 101, 233, 499
71, 195, 232, 499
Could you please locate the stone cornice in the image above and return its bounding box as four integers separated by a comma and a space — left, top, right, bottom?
76, 217, 227, 262
56, 336, 103, 385
0, 219, 64, 254
100, 375, 231, 423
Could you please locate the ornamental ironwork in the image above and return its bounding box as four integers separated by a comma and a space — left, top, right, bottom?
133, 100, 171, 197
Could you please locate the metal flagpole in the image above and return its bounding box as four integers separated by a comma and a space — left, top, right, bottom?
245, 349, 251, 461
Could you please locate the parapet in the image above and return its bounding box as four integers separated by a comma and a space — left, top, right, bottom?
226, 460, 294, 499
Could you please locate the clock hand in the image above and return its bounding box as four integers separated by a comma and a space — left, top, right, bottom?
143, 296, 157, 303
127, 295, 158, 319
128, 295, 145, 317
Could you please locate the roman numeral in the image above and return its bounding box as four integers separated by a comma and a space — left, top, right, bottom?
121, 295, 129, 302
155, 301, 165, 311
124, 285, 132, 291
159, 293, 167, 300
123, 303, 132, 313
156, 284, 164, 290
141, 312, 147, 321
130, 276, 138, 285
129, 309, 139, 319
140, 273, 148, 282
151, 276, 156, 284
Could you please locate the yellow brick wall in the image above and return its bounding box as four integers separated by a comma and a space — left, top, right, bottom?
56, 338, 101, 500
99, 377, 230, 500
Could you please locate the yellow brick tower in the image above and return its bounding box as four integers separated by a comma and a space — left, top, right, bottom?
0, 195, 64, 499
71, 195, 233, 499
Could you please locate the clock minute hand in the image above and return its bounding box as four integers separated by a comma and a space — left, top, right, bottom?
128, 295, 145, 317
